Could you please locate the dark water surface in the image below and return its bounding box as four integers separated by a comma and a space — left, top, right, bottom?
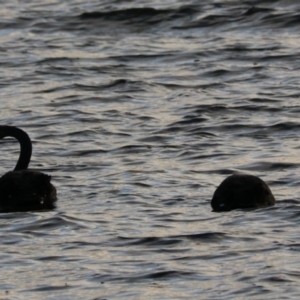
1, 0, 300, 299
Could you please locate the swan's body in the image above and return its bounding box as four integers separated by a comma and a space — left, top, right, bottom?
0, 126, 56, 212
211, 173, 275, 212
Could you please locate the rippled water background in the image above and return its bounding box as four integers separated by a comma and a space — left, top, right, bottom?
1, 0, 300, 299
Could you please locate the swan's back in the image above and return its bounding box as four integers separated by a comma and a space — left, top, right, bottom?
211, 173, 275, 211
0, 169, 57, 212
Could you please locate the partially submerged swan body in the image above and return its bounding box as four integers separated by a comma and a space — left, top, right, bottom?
0, 126, 56, 212
211, 173, 275, 212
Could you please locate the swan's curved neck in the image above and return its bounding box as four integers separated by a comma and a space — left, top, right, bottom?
0, 126, 32, 171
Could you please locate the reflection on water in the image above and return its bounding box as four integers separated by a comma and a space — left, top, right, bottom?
0, 0, 300, 299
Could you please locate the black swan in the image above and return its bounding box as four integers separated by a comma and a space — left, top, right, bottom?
0, 125, 57, 212
211, 173, 275, 211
